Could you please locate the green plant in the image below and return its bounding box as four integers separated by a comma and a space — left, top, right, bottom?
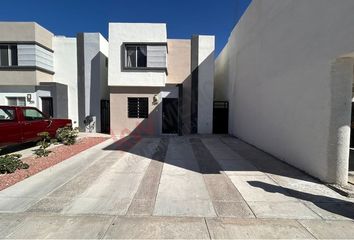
56, 126, 79, 145
33, 132, 52, 157
0, 153, 29, 174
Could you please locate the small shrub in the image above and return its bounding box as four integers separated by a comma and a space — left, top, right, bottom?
56, 126, 79, 145
0, 153, 29, 174
33, 132, 52, 157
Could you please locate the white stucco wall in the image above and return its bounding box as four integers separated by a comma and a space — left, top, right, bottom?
0, 90, 51, 110
108, 23, 167, 87
53, 36, 79, 127
197, 36, 215, 134
78, 33, 108, 133
215, 0, 354, 185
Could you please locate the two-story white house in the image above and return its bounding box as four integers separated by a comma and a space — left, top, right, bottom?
108, 23, 215, 136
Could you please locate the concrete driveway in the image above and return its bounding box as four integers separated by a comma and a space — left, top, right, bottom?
0, 135, 354, 239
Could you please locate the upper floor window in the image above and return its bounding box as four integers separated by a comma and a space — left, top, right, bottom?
125, 45, 147, 68
123, 43, 167, 70
0, 45, 18, 67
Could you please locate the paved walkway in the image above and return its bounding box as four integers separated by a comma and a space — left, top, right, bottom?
0, 136, 354, 239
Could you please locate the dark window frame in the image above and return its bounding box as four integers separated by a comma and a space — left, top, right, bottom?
0, 44, 18, 67
128, 97, 149, 119
122, 42, 168, 72
125, 44, 147, 68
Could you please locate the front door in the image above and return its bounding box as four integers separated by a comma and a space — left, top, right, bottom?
162, 98, 178, 134
41, 97, 53, 118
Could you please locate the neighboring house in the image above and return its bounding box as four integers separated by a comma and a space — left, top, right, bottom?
108, 23, 215, 137
0, 22, 108, 132
214, 0, 354, 185
0, 22, 70, 121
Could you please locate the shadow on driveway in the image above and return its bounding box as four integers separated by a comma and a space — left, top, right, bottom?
248, 181, 354, 220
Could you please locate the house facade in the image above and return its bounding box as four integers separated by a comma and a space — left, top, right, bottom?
0, 22, 108, 132
0, 21, 215, 137
108, 23, 215, 137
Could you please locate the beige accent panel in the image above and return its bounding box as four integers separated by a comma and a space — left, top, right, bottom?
0, 71, 37, 85
167, 39, 191, 84
110, 87, 162, 137
34, 23, 53, 49
35, 70, 53, 84
0, 22, 53, 49
0, 70, 52, 86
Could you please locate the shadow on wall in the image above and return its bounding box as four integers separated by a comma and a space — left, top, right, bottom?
89, 52, 109, 133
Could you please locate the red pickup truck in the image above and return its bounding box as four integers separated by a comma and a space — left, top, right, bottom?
0, 106, 72, 148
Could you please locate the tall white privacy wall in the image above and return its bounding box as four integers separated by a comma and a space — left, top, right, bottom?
215, 0, 354, 185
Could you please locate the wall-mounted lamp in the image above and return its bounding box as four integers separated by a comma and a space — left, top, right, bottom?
153, 95, 159, 105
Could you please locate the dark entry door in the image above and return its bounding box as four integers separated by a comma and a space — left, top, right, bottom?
101, 100, 110, 134
41, 97, 53, 117
162, 98, 178, 134
213, 101, 229, 134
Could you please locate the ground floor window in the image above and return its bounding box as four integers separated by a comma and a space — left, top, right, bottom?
7, 97, 26, 106
128, 97, 148, 118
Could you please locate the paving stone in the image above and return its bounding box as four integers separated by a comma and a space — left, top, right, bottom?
269, 175, 349, 202
154, 172, 216, 216
0, 214, 25, 238
248, 201, 321, 219
154, 137, 216, 217
27, 197, 71, 213
206, 218, 314, 239
213, 201, 255, 218
154, 198, 216, 217
61, 139, 160, 215
28, 152, 126, 213
221, 137, 305, 177
190, 138, 222, 174
229, 175, 298, 202
61, 173, 144, 215
299, 220, 354, 239
304, 201, 354, 220
162, 158, 200, 175
203, 174, 244, 201
220, 159, 265, 176
127, 138, 168, 215
126, 199, 155, 216
6, 214, 113, 239
202, 138, 265, 176
104, 216, 210, 239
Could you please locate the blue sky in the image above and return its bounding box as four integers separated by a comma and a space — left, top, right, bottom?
0, 0, 251, 56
